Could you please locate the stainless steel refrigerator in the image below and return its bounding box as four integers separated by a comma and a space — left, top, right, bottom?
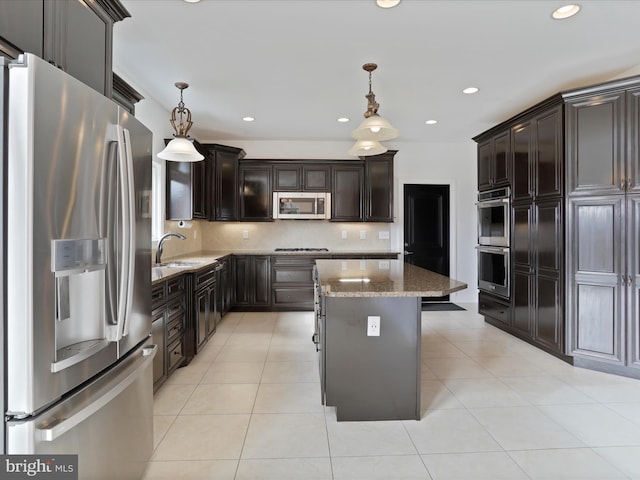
1, 53, 155, 479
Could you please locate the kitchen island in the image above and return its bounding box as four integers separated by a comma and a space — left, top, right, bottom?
314, 259, 467, 421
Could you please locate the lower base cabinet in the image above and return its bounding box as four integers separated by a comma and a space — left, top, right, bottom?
193, 265, 220, 353
151, 276, 186, 392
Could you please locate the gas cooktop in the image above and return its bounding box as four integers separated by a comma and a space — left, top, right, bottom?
274, 248, 329, 252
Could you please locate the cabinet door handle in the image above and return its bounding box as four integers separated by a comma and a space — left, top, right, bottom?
628, 177, 633, 189
621, 178, 626, 190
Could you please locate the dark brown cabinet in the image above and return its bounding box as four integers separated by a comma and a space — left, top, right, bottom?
192, 265, 219, 353
205, 144, 246, 221
239, 163, 273, 221
273, 163, 331, 192
0, 0, 128, 97
331, 164, 364, 221
303, 165, 330, 191
165, 143, 245, 222
478, 130, 510, 191
234, 255, 272, 308
511, 106, 563, 203
165, 141, 210, 221
566, 91, 626, 196
272, 256, 315, 310
274, 165, 302, 191
151, 276, 186, 392
365, 151, 395, 222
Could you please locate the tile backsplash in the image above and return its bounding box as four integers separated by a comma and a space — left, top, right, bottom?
155, 220, 395, 260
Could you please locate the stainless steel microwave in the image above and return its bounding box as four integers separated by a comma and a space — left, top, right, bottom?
273, 192, 331, 220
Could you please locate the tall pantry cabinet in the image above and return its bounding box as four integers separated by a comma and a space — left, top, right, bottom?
566, 84, 640, 374
476, 75, 640, 378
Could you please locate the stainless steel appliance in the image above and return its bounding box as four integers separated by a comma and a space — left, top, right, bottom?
1, 53, 155, 479
477, 245, 510, 298
273, 192, 331, 219
477, 187, 510, 247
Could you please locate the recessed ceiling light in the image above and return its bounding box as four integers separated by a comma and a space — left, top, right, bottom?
462, 87, 479, 94
337, 117, 350, 123
183, 0, 201, 3
552, 4, 581, 19
242, 116, 255, 122
425, 120, 438, 125
376, 0, 400, 8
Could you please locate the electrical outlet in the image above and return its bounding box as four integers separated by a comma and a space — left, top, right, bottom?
378, 231, 390, 240
341, 230, 347, 240
367, 316, 380, 336
360, 230, 367, 240
378, 260, 390, 269
242, 230, 249, 239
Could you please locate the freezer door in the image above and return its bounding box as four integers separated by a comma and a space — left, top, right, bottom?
6, 53, 124, 416
6, 341, 156, 479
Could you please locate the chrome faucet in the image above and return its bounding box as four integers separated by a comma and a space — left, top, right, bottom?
155, 232, 186, 265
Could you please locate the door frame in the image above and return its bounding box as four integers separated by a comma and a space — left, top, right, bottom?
394, 178, 459, 301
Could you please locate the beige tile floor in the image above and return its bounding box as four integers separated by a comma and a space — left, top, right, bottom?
143, 306, 640, 480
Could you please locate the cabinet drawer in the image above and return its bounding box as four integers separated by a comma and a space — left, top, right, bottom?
274, 287, 314, 305
167, 339, 184, 373
478, 292, 511, 326
166, 297, 185, 320
151, 284, 165, 309
167, 315, 184, 345
194, 267, 216, 290
167, 276, 185, 299
272, 255, 316, 266
273, 267, 313, 285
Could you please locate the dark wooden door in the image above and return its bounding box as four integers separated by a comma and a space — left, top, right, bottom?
403, 184, 450, 302
331, 165, 364, 221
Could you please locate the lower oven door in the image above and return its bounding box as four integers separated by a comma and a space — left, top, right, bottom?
477, 246, 510, 298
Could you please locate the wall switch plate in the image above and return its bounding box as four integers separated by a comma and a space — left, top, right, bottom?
378, 231, 390, 240
360, 230, 367, 240
341, 230, 347, 240
242, 230, 249, 239
367, 316, 380, 336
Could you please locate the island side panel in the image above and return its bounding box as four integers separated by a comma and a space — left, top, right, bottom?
324, 296, 421, 421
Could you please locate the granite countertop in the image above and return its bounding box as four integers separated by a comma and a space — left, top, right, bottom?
151, 250, 401, 285
151, 251, 233, 284
315, 259, 467, 298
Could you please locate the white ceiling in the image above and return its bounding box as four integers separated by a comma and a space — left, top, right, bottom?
113, 0, 640, 146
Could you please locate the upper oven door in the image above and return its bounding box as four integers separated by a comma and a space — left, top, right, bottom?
477, 197, 510, 246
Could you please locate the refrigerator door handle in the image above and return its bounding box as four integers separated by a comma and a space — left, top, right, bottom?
38, 345, 157, 442
113, 126, 136, 341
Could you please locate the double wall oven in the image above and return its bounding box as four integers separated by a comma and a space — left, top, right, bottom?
477, 187, 510, 298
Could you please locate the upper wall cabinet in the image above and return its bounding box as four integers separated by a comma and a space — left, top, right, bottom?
0, 0, 129, 97
364, 151, 395, 222
511, 106, 563, 203
477, 131, 510, 191
165, 141, 210, 221
239, 162, 273, 221
566, 91, 626, 196
331, 164, 364, 222
205, 144, 246, 221
273, 163, 330, 192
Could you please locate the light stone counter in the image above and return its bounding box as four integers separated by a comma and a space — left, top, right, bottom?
315, 259, 467, 298
151, 251, 233, 284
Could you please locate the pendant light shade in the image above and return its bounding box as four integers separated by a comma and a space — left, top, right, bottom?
158, 137, 203, 161
352, 114, 399, 141
348, 139, 388, 157
349, 63, 398, 156
158, 82, 204, 162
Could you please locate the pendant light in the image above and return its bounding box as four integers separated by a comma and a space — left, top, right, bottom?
348, 139, 388, 157
351, 63, 399, 148
158, 82, 204, 162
